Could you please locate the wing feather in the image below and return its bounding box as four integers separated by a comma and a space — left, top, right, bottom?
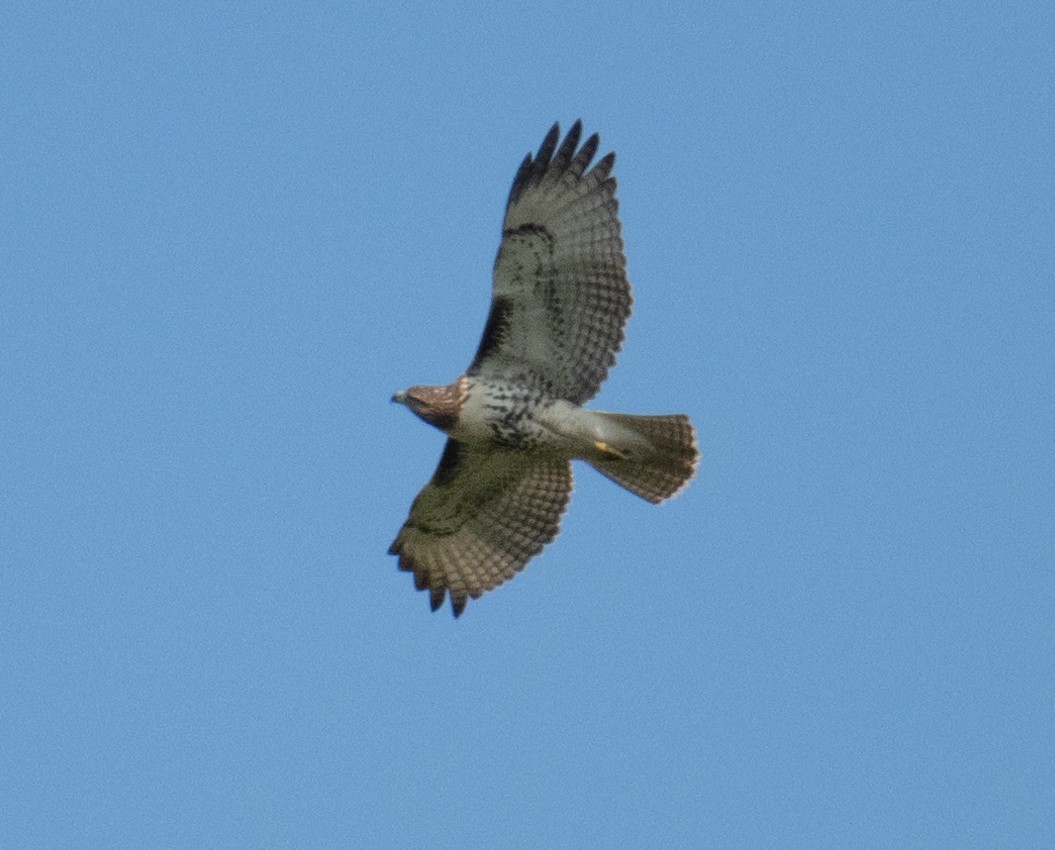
389, 440, 573, 616
468, 122, 632, 404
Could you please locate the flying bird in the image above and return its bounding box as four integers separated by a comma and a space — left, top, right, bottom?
390, 121, 698, 616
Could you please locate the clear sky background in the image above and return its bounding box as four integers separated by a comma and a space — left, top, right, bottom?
3, 3, 1052, 848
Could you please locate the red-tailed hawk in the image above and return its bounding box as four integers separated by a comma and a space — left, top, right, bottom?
390, 121, 698, 616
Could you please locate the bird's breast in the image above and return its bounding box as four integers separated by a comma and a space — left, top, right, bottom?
450, 379, 555, 450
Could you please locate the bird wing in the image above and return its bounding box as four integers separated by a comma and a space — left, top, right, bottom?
467, 121, 632, 405
388, 439, 572, 616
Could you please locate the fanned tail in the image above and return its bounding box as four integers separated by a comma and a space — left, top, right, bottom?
586, 412, 698, 504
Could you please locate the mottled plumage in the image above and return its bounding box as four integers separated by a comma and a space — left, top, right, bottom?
390, 122, 698, 616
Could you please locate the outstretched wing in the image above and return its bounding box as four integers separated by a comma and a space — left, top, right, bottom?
389, 440, 572, 617
467, 121, 632, 405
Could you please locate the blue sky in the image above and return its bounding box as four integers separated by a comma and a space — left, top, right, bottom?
3, 3, 1052, 847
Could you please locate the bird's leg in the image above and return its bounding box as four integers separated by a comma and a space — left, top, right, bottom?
594, 440, 628, 460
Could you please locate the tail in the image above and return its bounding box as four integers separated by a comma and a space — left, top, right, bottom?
586, 412, 699, 504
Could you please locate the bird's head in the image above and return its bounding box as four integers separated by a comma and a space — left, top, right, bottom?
391, 381, 464, 432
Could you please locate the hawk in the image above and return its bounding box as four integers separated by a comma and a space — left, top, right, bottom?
390, 121, 698, 616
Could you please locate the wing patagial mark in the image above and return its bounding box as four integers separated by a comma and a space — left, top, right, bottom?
432, 439, 463, 488
469, 295, 515, 373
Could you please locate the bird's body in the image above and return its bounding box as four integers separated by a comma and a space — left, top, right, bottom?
397, 377, 687, 471
391, 122, 698, 616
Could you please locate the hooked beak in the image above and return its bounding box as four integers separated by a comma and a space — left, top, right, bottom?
391, 391, 406, 405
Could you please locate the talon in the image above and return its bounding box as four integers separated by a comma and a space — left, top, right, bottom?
594, 440, 627, 460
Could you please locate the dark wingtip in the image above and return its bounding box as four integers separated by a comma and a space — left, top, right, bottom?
529, 123, 561, 184
390, 532, 471, 618
539, 122, 560, 159
552, 120, 583, 175
507, 121, 611, 211
569, 131, 601, 177
592, 150, 616, 179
